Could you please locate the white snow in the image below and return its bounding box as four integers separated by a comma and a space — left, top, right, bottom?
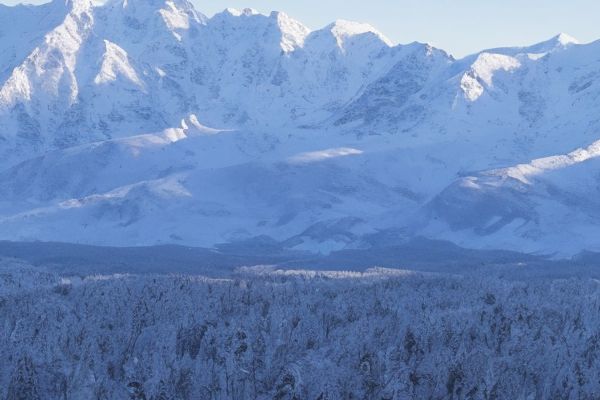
287, 147, 363, 164
0, 1, 597, 255
499, 139, 600, 184
460, 53, 521, 101
94, 40, 143, 87
554, 32, 580, 46
328, 19, 393, 48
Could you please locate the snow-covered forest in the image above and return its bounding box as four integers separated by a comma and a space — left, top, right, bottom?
2, 259, 600, 399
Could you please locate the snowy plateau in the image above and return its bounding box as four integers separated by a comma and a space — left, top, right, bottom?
3, 0, 600, 399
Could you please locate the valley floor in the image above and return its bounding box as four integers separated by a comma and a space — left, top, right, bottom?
2, 255, 600, 399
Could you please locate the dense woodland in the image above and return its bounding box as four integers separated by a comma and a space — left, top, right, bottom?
2, 261, 600, 399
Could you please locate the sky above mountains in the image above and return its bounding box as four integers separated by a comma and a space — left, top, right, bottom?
2, 0, 599, 57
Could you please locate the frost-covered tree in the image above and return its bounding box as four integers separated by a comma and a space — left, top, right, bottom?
3, 261, 600, 399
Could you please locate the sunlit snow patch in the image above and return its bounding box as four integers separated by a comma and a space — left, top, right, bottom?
489, 139, 600, 184
287, 147, 363, 164
124, 114, 230, 156
460, 53, 521, 101
94, 40, 144, 87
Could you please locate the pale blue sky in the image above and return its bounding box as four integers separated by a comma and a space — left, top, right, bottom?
3, 0, 600, 57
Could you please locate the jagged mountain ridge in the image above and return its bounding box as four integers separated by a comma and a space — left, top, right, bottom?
1, 0, 600, 255
0, 0, 429, 161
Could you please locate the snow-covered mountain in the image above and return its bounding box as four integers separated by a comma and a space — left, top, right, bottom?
1, 0, 600, 256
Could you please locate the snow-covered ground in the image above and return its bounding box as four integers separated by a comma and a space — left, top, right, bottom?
2, 258, 600, 399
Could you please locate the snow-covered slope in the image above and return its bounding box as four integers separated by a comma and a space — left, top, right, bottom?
1, 0, 600, 255
421, 140, 600, 255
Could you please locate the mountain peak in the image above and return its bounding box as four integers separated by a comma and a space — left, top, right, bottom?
479, 32, 580, 59
327, 19, 392, 46
113, 0, 200, 14
523, 32, 580, 54
553, 32, 579, 46
269, 11, 310, 51
309, 19, 393, 51
223, 7, 259, 17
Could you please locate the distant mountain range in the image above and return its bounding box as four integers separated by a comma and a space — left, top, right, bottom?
1, 0, 600, 256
